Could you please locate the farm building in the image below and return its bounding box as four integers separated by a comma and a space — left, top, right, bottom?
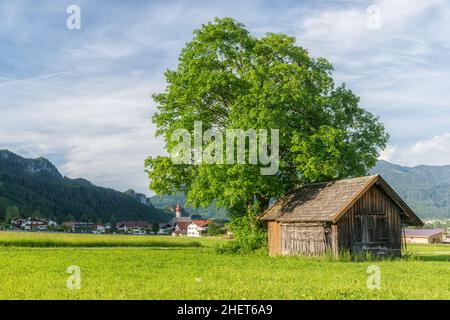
62, 222, 94, 233
172, 221, 191, 236
117, 221, 153, 235
187, 220, 209, 237
404, 229, 443, 244
260, 175, 423, 257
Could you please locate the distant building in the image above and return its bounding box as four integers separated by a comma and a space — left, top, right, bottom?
158, 223, 173, 235
443, 233, 450, 243
10, 217, 52, 231
10, 218, 24, 230
116, 221, 152, 235
187, 220, 209, 237
63, 222, 94, 233
175, 203, 181, 218
404, 229, 444, 244
23, 218, 48, 231
173, 221, 190, 236
168, 203, 192, 227
93, 224, 110, 234
47, 220, 58, 228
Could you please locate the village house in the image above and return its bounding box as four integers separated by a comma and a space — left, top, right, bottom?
23, 218, 48, 231
10, 217, 24, 230
93, 224, 110, 234
444, 233, 450, 243
260, 175, 423, 257
10, 217, 57, 231
63, 222, 94, 233
116, 221, 152, 235
158, 223, 173, 235
187, 220, 209, 237
404, 229, 443, 244
173, 221, 190, 236
47, 219, 58, 228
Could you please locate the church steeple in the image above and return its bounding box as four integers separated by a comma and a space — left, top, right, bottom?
175, 203, 181, 218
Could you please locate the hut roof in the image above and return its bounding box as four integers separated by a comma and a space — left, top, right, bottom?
259, 175, 423, 226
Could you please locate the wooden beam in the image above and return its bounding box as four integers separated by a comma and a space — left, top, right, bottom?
331, 224, 339, 258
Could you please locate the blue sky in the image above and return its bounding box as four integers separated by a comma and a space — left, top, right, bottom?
1, 0, 450, 195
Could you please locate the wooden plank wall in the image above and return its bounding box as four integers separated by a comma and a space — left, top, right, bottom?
281, 223, 330, 256
331, 224, 339, 257
267, 221, 282, 255
337, 184, 402, 253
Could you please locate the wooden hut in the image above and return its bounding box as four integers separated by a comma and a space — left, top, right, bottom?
259, 175, 423, 257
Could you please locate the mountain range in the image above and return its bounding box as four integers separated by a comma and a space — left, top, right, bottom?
370, 160, 450, 220
0, 150, 173, 223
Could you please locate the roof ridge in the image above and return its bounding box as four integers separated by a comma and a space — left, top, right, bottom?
301, 175, 379, 186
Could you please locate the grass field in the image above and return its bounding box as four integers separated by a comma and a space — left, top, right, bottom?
0, 231, 220, 248
0, 231, 450, 299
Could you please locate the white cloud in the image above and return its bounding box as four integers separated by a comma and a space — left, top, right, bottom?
291, 0, 450, 154
379, 145, 398, 162
381, 133, 450, 166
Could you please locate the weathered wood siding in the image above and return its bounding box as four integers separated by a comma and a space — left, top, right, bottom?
281, 223, 331, 256
337, 184, 402, 255
267, 221, 282, 255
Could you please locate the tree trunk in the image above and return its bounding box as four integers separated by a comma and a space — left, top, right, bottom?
255, 194, 269, 215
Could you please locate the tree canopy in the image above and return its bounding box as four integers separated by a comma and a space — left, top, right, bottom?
146, 17, 389, 219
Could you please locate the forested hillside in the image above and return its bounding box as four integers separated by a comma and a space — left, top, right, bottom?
0, 150, 172, 223
371, 160, 450, 219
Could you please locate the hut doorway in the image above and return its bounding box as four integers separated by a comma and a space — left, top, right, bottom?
361, 215, 374, 243
357, 214, 388, 253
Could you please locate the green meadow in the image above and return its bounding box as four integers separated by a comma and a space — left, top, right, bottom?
0, 231, 450, 300
0, 231, 217, 248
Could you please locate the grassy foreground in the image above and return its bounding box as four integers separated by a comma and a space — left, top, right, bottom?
0, 232, 450, 299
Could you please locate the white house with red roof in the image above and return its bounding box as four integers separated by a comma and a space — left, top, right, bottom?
187, 220, 209, 237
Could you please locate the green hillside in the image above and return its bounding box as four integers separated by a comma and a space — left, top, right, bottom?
0, 150, 172, 223
371, 160, 450, 219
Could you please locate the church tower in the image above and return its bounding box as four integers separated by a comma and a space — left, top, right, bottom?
175, 203, 181, 218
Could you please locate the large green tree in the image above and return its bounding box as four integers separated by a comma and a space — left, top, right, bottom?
146, 18, 388, 222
